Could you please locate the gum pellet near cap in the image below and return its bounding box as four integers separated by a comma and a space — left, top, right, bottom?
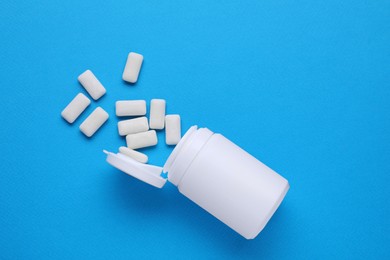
119, 146, 148, 163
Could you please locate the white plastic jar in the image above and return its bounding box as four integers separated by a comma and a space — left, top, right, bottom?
104, 126, 289, 239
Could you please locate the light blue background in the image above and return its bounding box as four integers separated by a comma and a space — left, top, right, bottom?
0, 0, 389, 259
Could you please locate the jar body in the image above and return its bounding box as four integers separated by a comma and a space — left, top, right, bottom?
176, 133, 289, 239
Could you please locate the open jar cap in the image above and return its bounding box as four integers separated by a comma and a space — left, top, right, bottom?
103, 126, 201, 188
104, 150, 167, 188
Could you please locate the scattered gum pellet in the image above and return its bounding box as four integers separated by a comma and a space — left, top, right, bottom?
78, 70, 106, 100
119, 146, 148, 163
118, 116, 149, 136
149, 99, 166, 130
165, 115, 181, 145
79, 107, 109, 137
122, 52, 143, 83
126, 130, 158, 149
61, 93, 90, 124
116, 100, 146, 117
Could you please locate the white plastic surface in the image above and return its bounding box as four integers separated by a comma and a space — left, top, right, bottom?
118, 117, 149, 136
122, 52, 143, 83
61, 93, 90, 123
116, 100, 146, 117
79, 107, 109, 137
126, 130, 158, 149
167, 127, 213, 186
165, 115, 181, 145
149, 99, 166, 129
104, 150, 165, 188
174, 130, 289, 239
119, 146, 148, 163
78, 70, 106, 100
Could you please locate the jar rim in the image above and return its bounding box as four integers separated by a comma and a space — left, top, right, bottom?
165, 126, 214, 186
163, 125, 198, 173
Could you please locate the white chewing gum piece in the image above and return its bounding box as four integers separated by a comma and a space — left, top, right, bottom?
149, 99, 166, 130
61, 93, 91, 124
116, 100, 146, 116
165, 115, 181, 145
122, 52, 143, 83
118, 116, 149, 136
126, 130, 158, 149
78, 70, 106, 100
79, 107, 109, 137
119, 146, 148, 163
